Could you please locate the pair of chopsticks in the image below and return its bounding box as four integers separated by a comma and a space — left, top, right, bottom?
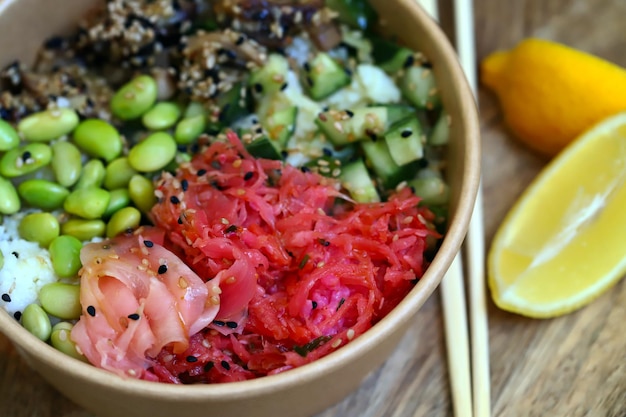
415, 1, 490, 417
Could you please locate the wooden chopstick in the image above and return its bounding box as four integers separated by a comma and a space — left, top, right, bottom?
415, 0, 491, 416
451, 0, 492, 416
440, 255, 474, 417
414, 2, 475, 417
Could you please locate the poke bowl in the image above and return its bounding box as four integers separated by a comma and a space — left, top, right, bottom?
0, 1, 480, 417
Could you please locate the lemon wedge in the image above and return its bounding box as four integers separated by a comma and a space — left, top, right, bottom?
488, 112, 626, 318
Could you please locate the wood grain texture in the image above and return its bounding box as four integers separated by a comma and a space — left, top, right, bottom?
1, 0, 625, 416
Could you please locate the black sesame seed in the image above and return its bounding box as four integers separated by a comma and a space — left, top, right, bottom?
221, 360, 231, 370
312, 301, 318, 309
322, 148, 333, 157
345, 109, 354, 117
1, 293, 11, 302
303, 62, 311, 72
344, 68, 353, 76
21, 151, 31, 160
144, 240, 154, 248
403, 54, 415, 68
401, 129, 413, 138
197, 169, 207, 176
170, 195, 180, 204
181, 179, 189, 191
306, 76, 314, 87
280, 82, 288, 91
177, 216, 183, 225
254, 83, 263, 93
13, 311, 21, 320
226, 321, 238, 329
300, 166, 311, 173
87, 305, 96, 317
158, 264, 168, 274
235, 35, 245, 45
255, 127, 263, 134
186, 355, 198, 363
204, 361, 214, 372
365, 129, 378, 141
127, 313, 140, 320
224, 225, 238, 234
317, 239, 330, 247
213, 320, 225, 326
280, 150, 288, 159
243, 171, 254, 181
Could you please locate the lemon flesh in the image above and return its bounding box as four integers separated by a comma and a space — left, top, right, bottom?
488, 112, 626, 318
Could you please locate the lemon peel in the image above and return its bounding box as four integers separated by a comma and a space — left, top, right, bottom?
481, 38, 626, 156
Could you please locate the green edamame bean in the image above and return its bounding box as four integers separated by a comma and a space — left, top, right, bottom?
48, 235, 83, 278
61, 219, 106, 241
51, 141, 83, 187
73, 119, 122, 162
39, 282, 81, 320
50, 326, 87, 361
128, 174, 156, 213
184, 101, 205, 118
52, 321, 74, 332
0, 250, 4, 270
0, 177, 20, 215
18, 108, 79, 142
74, 159, 105, 190
0, 143, 52, 177
103, 188, 131, 218
22, 303, 52, 341
142, 101, 181, 131
106, 206, 141, 238
111, 75, 158, 120
174, 114, 206, 145
18, 212, 60, 247
18, 179, 70, 210
64, 187, 111, 219
128, 131, 176, 172
0, 119, 20, 151
103, 157, 138, 190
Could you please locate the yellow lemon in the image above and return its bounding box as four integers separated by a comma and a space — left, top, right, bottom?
481, 38, 626, 157
488, 112, 626, 318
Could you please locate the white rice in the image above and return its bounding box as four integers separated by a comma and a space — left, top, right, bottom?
0, 211, 59, 318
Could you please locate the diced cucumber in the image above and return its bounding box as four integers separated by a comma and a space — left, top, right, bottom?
264, 106, 297, 147
302, 52, 351, 100
340, 27, 373, 63
384, 116, 424, 166
304, 144, 358, 177
243, 132, 283, 160
249, 53, 290, 97
429, 110, 450, 145
399, 65, 441, 110
215, 81, 252, 126
339, 159, 380, 203
361, 140, 417, 189
315, 106, 388, 146
325, 0, 378, 32
379, 48, 415, 74
408, 171, 450, 206
372, 103, 416, 125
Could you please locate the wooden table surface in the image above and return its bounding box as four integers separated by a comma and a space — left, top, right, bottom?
1, 0, 625, 416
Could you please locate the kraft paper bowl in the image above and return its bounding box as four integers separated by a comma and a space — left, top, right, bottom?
0, 1, 480, 416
